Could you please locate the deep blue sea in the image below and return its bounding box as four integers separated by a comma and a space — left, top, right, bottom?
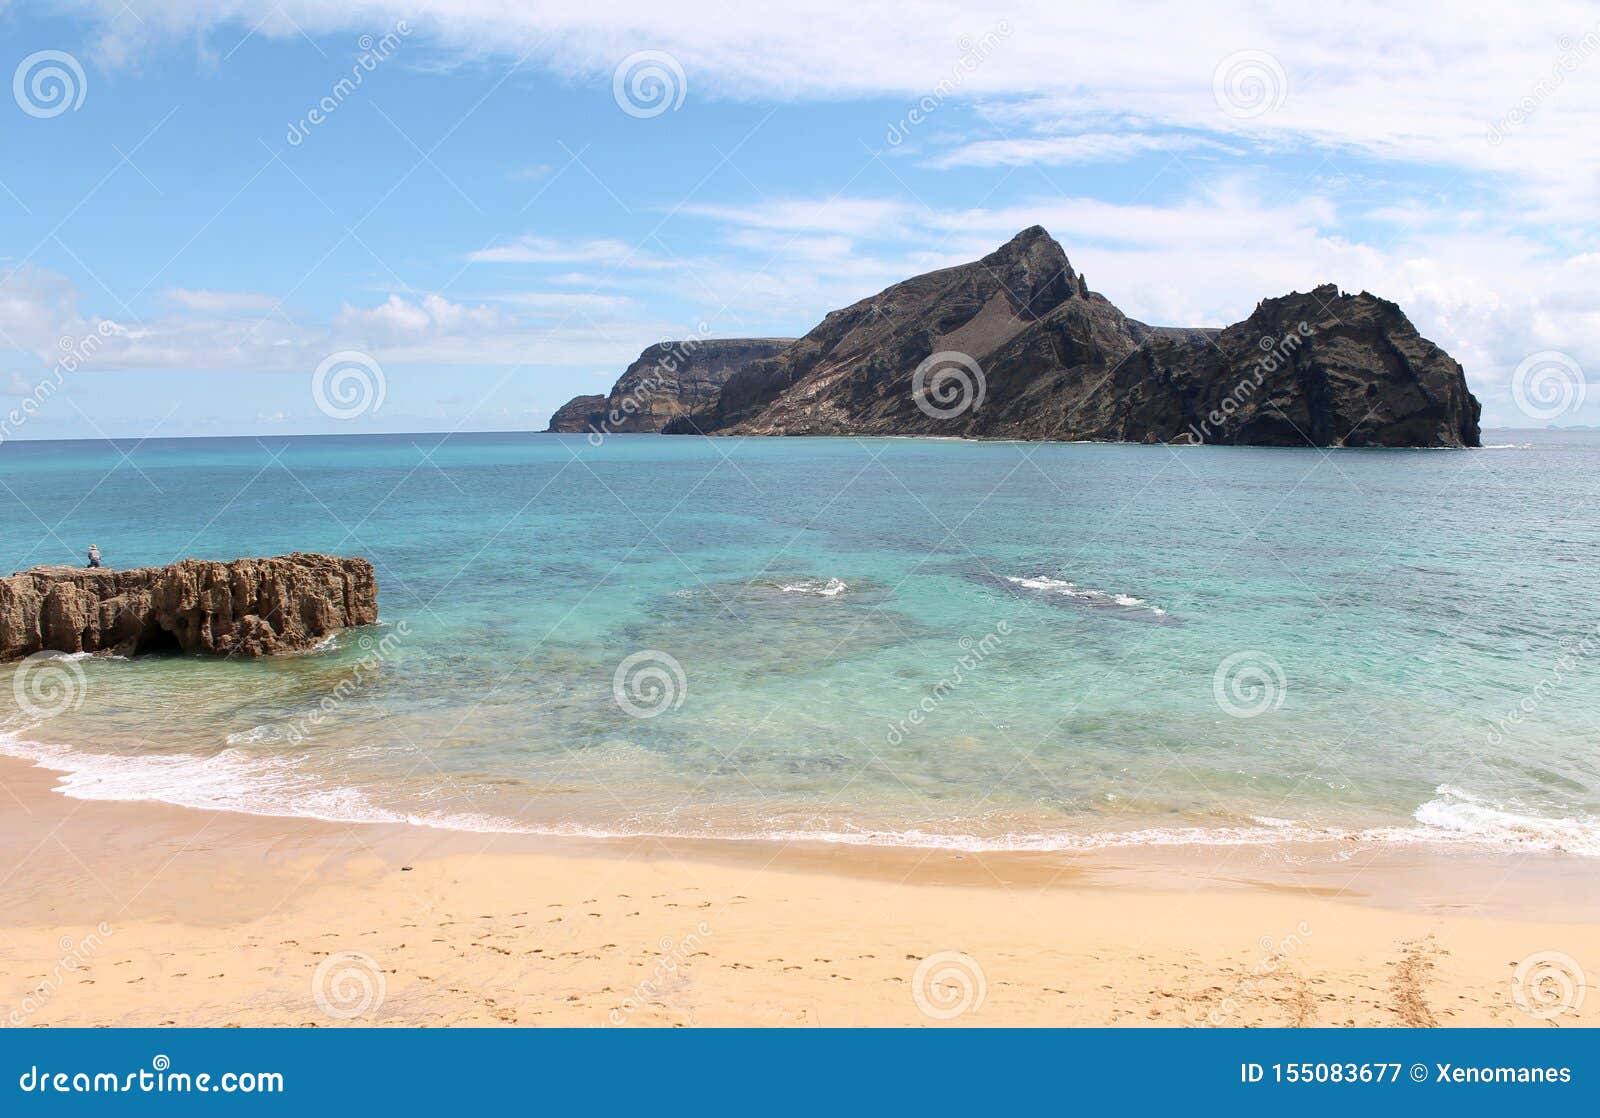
3, 430, 1598, 855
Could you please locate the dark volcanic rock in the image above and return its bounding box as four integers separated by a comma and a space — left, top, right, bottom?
666, 226, 1077, 434
547, 337, 794, 434
663, 227, 1481, 448
546, 393, 607, 434
1128, 286, 1483, 447
0, 553, 378, 659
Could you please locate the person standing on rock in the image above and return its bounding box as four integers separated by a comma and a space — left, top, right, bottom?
86, 544, 102, 569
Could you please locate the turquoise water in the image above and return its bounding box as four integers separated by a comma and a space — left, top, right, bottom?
3, 431, 1599, 854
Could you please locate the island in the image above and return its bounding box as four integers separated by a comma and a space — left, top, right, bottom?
551, 226, 1481, 448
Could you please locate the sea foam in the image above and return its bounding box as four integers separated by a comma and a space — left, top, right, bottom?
1002, 575, 1169, 617
5, 730, 1598, 858
777, 577, 848, 597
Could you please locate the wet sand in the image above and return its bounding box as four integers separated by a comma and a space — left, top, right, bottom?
1, 756, 1595, 1027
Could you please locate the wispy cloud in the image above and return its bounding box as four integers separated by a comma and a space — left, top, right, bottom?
70, 1, 1600, 223
924, 131, 1230, 168
481, 291, 635, 317
676, 197, 914, 239
466, 236, 671, 268
164, 288, 281, 314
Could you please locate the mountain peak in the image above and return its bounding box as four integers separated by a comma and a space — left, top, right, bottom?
1008, 223, 1054, 245
988, 224, 1067, 263
980, 225, 1077, 319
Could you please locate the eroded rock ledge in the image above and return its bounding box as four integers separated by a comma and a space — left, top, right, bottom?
0, 553, 377, 660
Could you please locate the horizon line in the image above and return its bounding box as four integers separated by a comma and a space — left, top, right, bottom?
0, 424, 1586, 447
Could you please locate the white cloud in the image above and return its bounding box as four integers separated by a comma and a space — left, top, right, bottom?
677, 197, 914, 239
466, 236, 668, 268
925, 132, 1228, 168
334, 293, 504, 341
163, 288, 280, 314
325, 292, 673, 366
0, 267, 676, 376
549, 271, 620, 287
486, 292, 634, 317
0, 265, 90, 355
67, 2, 1600, 222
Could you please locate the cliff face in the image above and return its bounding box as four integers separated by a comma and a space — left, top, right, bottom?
547, 338, 795, 434
0, 553, 378, 660
1127, 286, 1483, 447
662, 227, 1481, 448
546, 394, 607, 434
666, 227, 1078, 435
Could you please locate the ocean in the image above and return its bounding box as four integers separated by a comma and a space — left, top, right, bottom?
3, 430, 1598, 856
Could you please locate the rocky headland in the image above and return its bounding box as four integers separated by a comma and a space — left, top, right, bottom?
545, 394, 608, 434
0, 553, 377, 660
547, 337, 796, 434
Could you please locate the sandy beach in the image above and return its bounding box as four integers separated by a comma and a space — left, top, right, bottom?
1, 755, 1595, 1028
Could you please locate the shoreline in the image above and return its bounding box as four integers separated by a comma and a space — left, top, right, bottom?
4, 744, 1600, 915
3, 755, 1597, 1026
4, 725, 1598, 879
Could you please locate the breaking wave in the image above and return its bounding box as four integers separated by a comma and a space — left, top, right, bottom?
776, 577, 848, 597
1002, 575, 1169, 617
5, 730, 1597, 858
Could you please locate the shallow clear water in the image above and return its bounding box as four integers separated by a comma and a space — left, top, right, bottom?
3, 430, 1598, 855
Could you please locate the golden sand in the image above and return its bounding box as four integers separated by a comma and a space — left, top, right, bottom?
2, 757, 1595, 1027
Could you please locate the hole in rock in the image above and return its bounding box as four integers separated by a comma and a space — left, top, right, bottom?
132, 623, 184, 656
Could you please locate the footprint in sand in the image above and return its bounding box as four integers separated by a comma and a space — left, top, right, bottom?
1390, 936, 1443, 1027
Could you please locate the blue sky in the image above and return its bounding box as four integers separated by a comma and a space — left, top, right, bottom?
1, 1, 1598, 439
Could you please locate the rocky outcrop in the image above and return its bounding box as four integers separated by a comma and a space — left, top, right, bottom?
547, 337, 795, 434
1125, 286, 1482, 447
0, 553, 377, 660
662, 226, 1481, 448
545, 393, 608, 434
